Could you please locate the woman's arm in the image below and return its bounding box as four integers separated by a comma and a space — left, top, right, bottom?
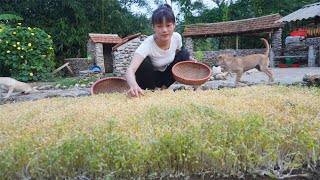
125, 53, 145, 97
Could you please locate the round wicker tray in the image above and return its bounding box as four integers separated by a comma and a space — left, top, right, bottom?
172, 61, 212, 85
91, 77, 129, 95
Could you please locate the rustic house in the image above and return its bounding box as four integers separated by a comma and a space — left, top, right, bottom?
183, 14, 284, 67
275, 2, 320, 67
112, 33, 147, 77
87, 33, 123, 73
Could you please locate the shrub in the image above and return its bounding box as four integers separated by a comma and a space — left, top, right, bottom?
195, 51, 203, 61
0, 24, 55, 81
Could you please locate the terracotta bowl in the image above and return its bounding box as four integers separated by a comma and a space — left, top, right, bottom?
172, 61, 212, 85
91, 77, 129, 95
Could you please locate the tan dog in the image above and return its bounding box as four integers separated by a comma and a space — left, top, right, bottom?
0, 77, 34, 102
215, 38, 274, 84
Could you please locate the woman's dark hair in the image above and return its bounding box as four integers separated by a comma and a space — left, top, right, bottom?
151, 4, 175, 25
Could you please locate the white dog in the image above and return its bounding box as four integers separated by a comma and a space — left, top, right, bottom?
212, 72, 229, 80
0, 77, 35, 102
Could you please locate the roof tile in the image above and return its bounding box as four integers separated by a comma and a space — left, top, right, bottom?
112, 33, 147, 51
183, 14, 284, 37
89, 33, 122, 44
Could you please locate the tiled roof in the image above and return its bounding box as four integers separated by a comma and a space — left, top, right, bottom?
89, 33, 122, 44
183, 14, 284, 37
112, 33, 146, 51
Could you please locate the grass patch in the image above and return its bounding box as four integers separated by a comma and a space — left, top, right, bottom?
0, 85, 319, 179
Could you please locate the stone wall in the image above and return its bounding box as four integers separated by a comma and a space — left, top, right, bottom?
94, 43, 105, 73
87, 40, 95, 59
185, 28, 282, 67
275, 37, 320, 67
185, 37, 193, 52
112, 36, 147, 77
65, 58, 94, 76
191, 49, 265, 67
306, 37, 320, 67
306, 37, 320, 46
271, 28, 282, 50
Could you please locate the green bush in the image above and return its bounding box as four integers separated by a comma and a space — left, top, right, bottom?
195, 51, 203, 61
0, 24, 55, 81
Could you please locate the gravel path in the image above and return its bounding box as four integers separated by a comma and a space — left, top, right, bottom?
171, 67, 320, 89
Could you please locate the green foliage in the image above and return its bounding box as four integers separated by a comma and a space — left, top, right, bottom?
0, 14, 23, 25
194, 50, 203, 61
0, 0, 151, 66
0, 24, 55, 81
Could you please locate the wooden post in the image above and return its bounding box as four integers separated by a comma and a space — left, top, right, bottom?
236, 34, 239, 50
52, 62, 73, 75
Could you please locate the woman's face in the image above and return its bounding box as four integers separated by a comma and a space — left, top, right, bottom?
152, 20, 175, 42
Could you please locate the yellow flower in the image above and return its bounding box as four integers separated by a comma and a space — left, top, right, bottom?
18, 23, 22, 25
0, 29, 3, 33
20, 56, 24, 59
6, 41, 9, 44
0, 39, 2, 43
28, 27, 32, 30
6, 50, 10, 53
13, 44, 16, 47
48, 35, 51, 39
13, 31, 17, 35
29, 72, 33, 77
17, 47, 21, 50
17, 42, 20, 45
31, 33, 35, 36
28, 43, 32, 47
30, 49, 33, 51
22, 48, 24, 50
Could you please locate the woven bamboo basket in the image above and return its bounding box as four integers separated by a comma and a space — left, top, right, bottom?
91, 77, 129, 95
172, 61, 212, 85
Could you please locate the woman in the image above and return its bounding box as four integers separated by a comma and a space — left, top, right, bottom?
125, 4, 190, 97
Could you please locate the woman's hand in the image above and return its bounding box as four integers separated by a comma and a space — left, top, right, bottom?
126, 86, 145, 98
125, 53, 146, 98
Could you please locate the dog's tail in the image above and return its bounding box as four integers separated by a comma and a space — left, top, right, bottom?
260, 38, 270, 56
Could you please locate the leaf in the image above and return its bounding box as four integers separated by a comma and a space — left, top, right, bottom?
0, 14, 23, 21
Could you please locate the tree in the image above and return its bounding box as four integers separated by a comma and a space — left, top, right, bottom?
0, 0, 151, 66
